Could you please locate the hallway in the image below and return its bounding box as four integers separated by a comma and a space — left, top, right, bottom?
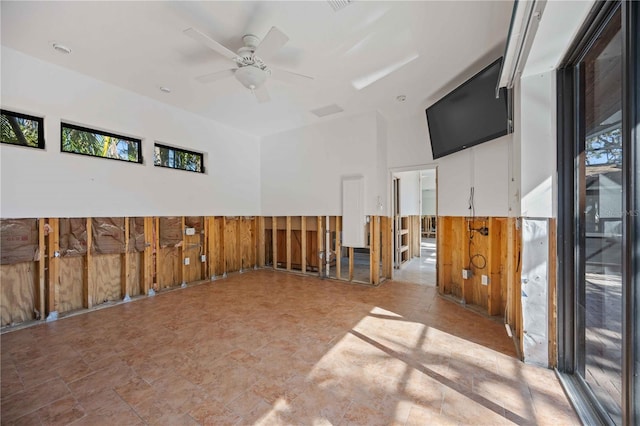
1, 269, 578, 425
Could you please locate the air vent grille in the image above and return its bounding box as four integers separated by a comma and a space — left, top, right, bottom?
311, 104, 344, 118
327, 0, 353, 12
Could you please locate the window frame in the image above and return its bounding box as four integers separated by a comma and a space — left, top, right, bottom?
153, 143, 205, 174
0, 109, 45, 149
60, 122, 143, 164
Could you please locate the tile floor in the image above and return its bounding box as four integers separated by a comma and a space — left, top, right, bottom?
1, 269, 578, 425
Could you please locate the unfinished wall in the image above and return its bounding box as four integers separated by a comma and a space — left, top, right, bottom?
0, 48, 261, 218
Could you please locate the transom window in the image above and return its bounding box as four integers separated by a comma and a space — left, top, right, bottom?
1, 109, 45, 149
61, 123, 142, 163
154, 143, 204, 173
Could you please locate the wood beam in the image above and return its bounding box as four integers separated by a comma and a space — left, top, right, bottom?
154, 217, 160, 292
335, 216, 341, 279
257, 217, 265, 268
317, 216, 323, 278
301, 216, 307, 273
83, 218, 93, 309
202, 217, 209, 279
141, 217, 153, 295
37, 218, 45, 320
487, 217, 501, 315
272, 217, 277, 270
286, 216, 292, 271
371, 216, 380, 285
349, 246, 354, 281
46, 218, 59, 316
121, 217, 130, 299
381, 216, 392, 279
180, 217, 186, 285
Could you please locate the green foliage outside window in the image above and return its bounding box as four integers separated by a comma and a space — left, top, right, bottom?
61, 123, 141, 163
154, 144, 204, 173
1, 110, 44, 149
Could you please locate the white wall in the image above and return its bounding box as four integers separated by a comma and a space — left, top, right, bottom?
422, 190, 436, 215
0, 48, 261, 218
260, 112, 385, 216
519, 71, 556, 218
387, 112, 512, 217
394, 170, 421, 216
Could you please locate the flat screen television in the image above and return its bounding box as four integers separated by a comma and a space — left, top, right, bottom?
426, 57, 508, 159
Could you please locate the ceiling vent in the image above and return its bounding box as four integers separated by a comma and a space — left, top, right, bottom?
327, 0, 353, 12
311, 104, 344, 118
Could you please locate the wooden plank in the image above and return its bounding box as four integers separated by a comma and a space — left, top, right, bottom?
91, 254, 121, 305
286, 216, 292, 271
548, 218, 558, 367
251, 217, 258, 269
58, 257, 83, 313
348, 246, 354, 281
301, 217, 307, 273
257, 217, 265, 267
141, 217, 154, 295
0, 262, 37, 326
206, 217, 214, 279
317, 216, 323, 277
487, 217, 502, 315
154, 217, 160, 292
335, 216, 341, 279
369, 217, 374, 283
371, 216, 380, 285
202, 217, 209, 279
83, 218, 92, 309
381, 216, 392, 279
272, 217, 278, 270
128, 252, 142, 297
180, 216, 186, 285
37, 218, 45, 320
122, 217, 130, 299
47, 218, 60, 316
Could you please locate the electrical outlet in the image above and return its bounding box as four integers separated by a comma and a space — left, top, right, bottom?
481, 275, 489, 285
462, 269, 472, 279
184, 257, 190, 266
200, 255, 206, 263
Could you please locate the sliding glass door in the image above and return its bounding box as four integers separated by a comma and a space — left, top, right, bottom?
557, 1, 638, 424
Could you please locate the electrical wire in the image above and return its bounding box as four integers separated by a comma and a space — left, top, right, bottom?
467, 187, 487, 270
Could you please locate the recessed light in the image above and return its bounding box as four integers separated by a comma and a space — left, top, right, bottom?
159, 86, 171, 93
52, 43, 72, 54
396, 95, 407, 102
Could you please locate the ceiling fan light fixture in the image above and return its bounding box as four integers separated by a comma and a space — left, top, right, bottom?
235, 66, 267, 90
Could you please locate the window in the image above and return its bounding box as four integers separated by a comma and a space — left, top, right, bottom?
1, 109, 45, 149
154, 143, 204, 173
61, 123, 142, 163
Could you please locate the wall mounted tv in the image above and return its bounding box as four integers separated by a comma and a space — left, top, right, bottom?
426, 57, 508, 159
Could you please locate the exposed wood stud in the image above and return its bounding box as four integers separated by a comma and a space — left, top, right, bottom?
141, 217, 153, 295
301, 216, 307, 273
317, 216, 323, 278
257, 217, 265, 267
487, 217, 501, 315
202, 217, 209, 278
180, 217, 186, 285
122, 217, 130, 299
272, 217, 278, 270
37, 218, 45, 320
83, 218, 93, 309
381, 216, 392, 279
371, 216, 380, 285
349, 246, 354, 281
548, 218, 557, 367
154, 217, 160, 292
286, 216, 292, 271
47, 218, 60, 315
335, 216, 341, 279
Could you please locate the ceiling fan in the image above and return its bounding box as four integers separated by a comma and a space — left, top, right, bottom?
184, 26, 314, 103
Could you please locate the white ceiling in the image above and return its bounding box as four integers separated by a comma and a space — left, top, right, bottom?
0, 1, 513, 137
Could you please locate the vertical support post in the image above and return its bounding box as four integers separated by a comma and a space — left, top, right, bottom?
251, 217, 258, 269
487, 217, 501, 315
548, 218, 557, 367
257, 217, 265, 268
371, 216, 380, 285
154, 217, 160, 292
301, 216, 307, 273
317, 216, 323, 278
122, 217, 131, 300
180, 217, 187, 286
236, 217, 243, 272
202, 217, 209, 279
272, 217, 278, 270
207, 217, 215, 279
83, 218, 93, 309
141, 217, 153, 295
286, 216, 292, 271
381, 216, 392, 279
37, 218, 45, 320
325, 216, 330, 278
335, 216, 341, 279
349, 246, 354, 281
46, 218, 60, 319
220, 217, 227, 277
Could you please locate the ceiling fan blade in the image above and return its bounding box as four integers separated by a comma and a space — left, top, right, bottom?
184, 27, 237, 61
253, 86, 270, 103
270, 68, 314, 85
254, 27, 289, 60
195, 68, 237, 84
